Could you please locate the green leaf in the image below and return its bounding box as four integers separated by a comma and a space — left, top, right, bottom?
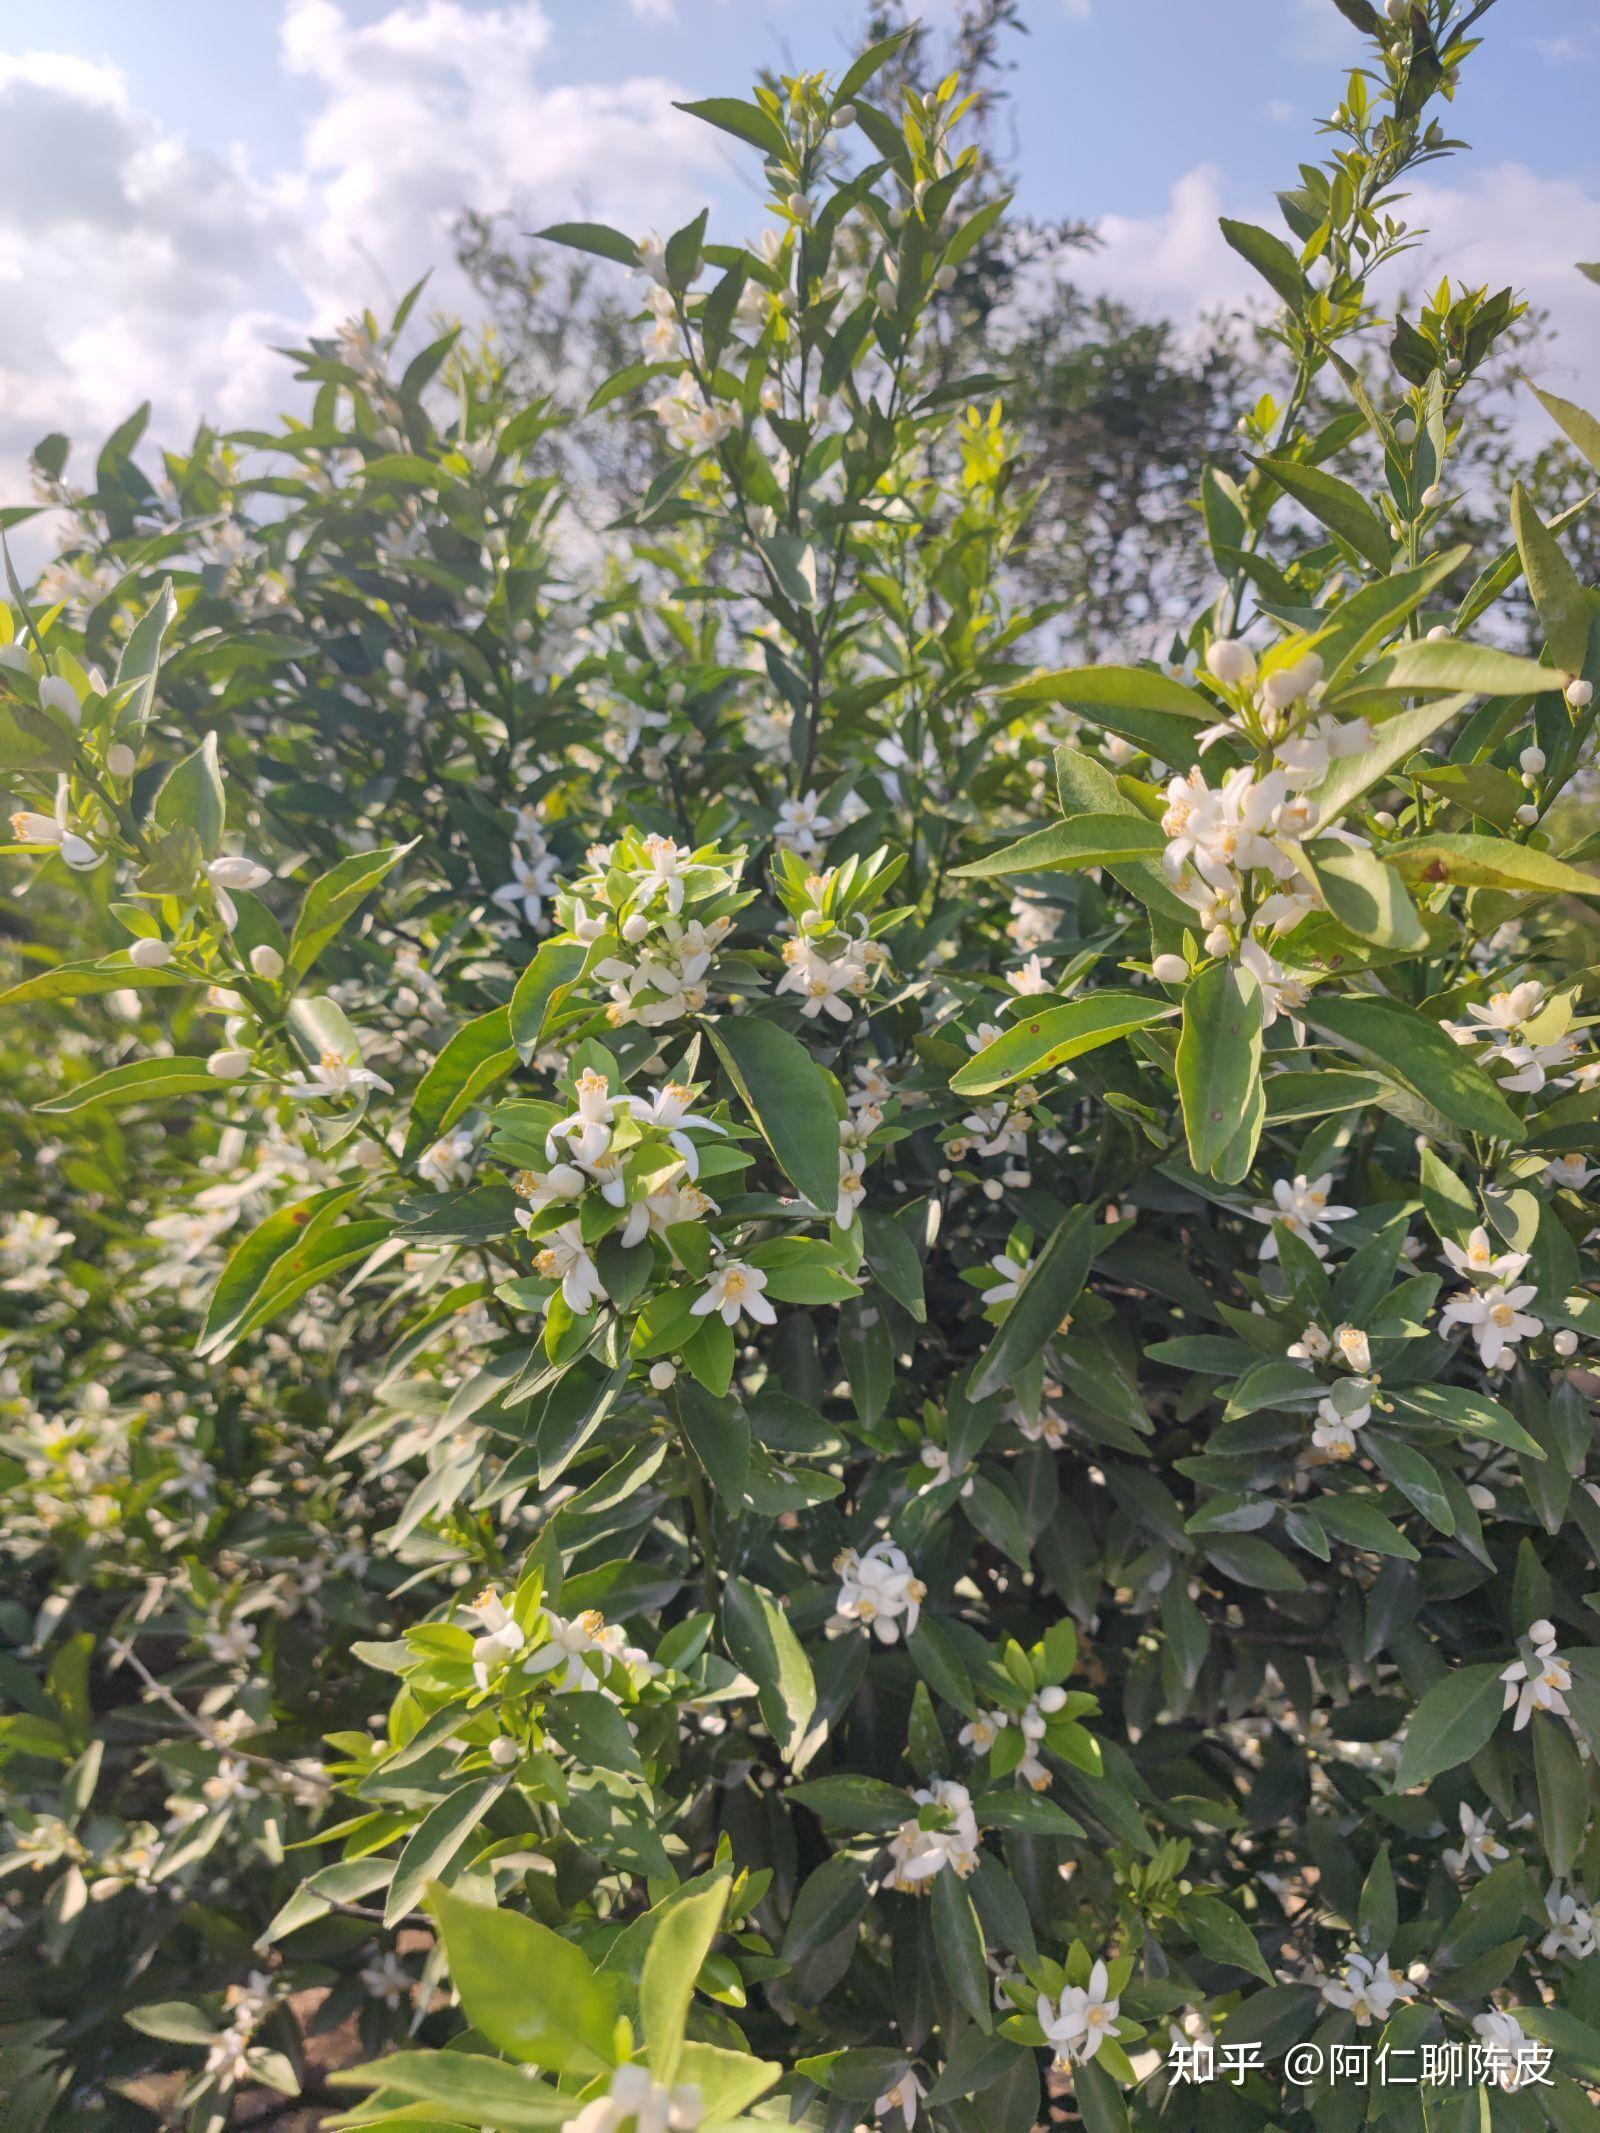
0, 954, 191, 1007
1177, 962, 1264, 1182
427, 1885, 617, 2075
1392, 1663, 1506, 1789
404, 1008, 516, 1164
1387, 832, 1600, 900
1008, 664, 1211, 765
787, 1774, 912, 1832
722, 1577, 818, 1768
1305, 994, 1524, 1144
383, 1775, 508, 1925
704, 1016, 839, 1214
1390, 1382, 1544, 1460
1360, 639, 1567, 697
836, 26, 913, 103
1186, 1895, 1274, 1982
331, 2051, 572, 2126
1220, 217, 1308, 311
781, 1854, 870, 1965
1258, 455, 1394, 567
111, 577, 177, 742
673, 96, 786, 157
970, 1206, 1096, 1401
536, 221, 641, 268
950, 815, 1165, 882
197, 1184, 363, 1359
1301, 842, 1428, 951
932, 1868, 992, 2031
510, 939, 589, 1058
288, 842, 413, 979
1529, 381, 1600, 480
152, 731, 226, 858
676, 1382, 750, 1503
1311, 695, 1473, 826
1512, 482, 1591, 672
641, 1880, 727, 2085
951, 993, 1173, 1096
1533, 1714, 1588, 1881
1312, 1492, 1418, 1560
35, 1056, 221, 1114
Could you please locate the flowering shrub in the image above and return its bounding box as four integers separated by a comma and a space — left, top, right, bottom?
6, 6, 1600, 2130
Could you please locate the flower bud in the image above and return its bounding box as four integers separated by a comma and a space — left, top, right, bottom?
1554, 1329, 1578, 1357
649, 1360, 677, 1391
1520, 745, 1546, 774
1393, 415, 1417, 444
1426, 624, 1450, 642
1205, 638, 1256, 688
1373, 810, 1396, 831
106, 742, 137, 779
833, 102, 856, 127
249, 945, 285, 979
1036, 1684, 1067, 1714
1203, 925, 1231, 958
1566, 678, 1593, 709
1384, 0, 1407, 18
1151, 953, 1188, 984
488, 1737, 520, 1767
621, 912, 650, 943
128, 937, 174, 969
38, 676, 82, 726
1528, 1618, 1556, 1646
1515, 803, 1538, 826
1445, 357, 1462, 377
207, 1047, 252, 1080
1420, 483, 1443, 508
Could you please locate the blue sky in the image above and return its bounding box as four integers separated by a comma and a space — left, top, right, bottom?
0, 0, 1596, 509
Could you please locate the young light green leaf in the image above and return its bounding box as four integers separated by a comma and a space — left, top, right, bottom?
428, 1884, 618, 2074
1511, 482, 1591, 673
641, 1880, 728, 2084
383, 1775, 508, 1925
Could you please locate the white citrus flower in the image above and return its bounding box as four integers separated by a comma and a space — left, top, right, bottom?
692, 1258, 776, 1328
885, 1777, 979, 1889
830, 1538, 925, 1645
1319, 1949, 1414, 2026
1442, 1802, 1509, 1877
533, 1222, 607, 1315
1248, 1173, 1356, 1260
1439, 1280, 1541, 1369
1038, 1958, 1121, 2067
1501, 1623, 1571, 1730
1441, 1225, 1528, 1285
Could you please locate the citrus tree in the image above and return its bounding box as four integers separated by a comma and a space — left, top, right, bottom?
5, 4, 1600, 2130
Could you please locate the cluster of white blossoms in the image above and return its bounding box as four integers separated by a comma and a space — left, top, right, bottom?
558, 829, 745, 1031
564, 2063, 704, 2133
774, 787, 863, 859
1438, 1224, 1543, 1370
1445, 979, 1581, 1095
1284, 1322, 1376, 1460
0, 1210, 71, 1293
492, 802, 564, 933
884, 1778, 980, 1893
836, 1107, 877, 1228
1318, 1948, 1418, 2027
648, 372, 738, 454
1501, 1619, 1571, 1732
465, 1588, 656, 1704
514, 1070, 724, 1318
775, 878, 892, 1023
1038, 1959, 1121, 2069
829, 1538, 926, 1644
1541, 1881, 1597, 1961
957, 1684, 1069, 1791
1159, 644, 1353, 943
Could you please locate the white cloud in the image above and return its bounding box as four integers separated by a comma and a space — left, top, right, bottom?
1073, 159, 1600, 417
0, 0, 727, 526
